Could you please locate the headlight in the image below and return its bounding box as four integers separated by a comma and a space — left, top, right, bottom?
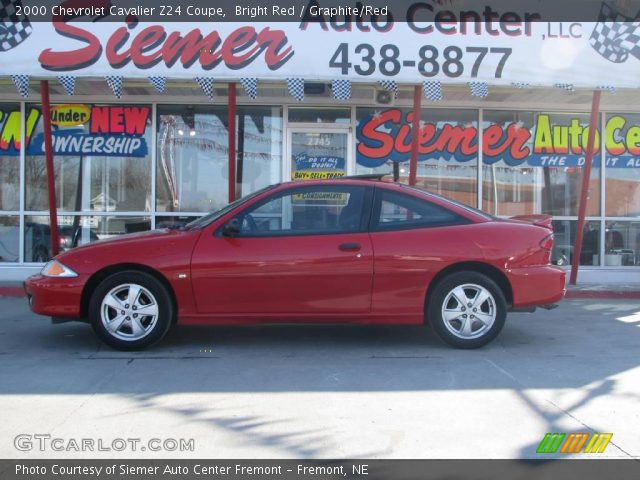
41, 260, 78, 278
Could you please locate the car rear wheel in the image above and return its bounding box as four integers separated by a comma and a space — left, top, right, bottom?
89, 271, 173, 351
427, 271, 506, 349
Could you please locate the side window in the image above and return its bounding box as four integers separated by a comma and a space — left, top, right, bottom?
373, 189, 468, 231
237, 186, 368, 236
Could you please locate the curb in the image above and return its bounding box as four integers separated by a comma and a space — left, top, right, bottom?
565, 290, 640, 299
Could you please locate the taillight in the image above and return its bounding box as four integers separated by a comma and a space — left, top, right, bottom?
540, 234, 554, 251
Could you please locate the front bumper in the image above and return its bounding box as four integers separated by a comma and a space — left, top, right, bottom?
507, 265, 566, 308
24, 274, 85, 318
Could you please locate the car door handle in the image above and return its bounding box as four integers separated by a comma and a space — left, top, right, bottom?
338, 243, 361, 251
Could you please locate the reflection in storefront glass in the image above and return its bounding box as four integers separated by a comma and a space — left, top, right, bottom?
354, 107, 478, 206
605, 113, 640, 217
604, 221, 640, 266
552, 220, 600, 267
23, 215, 150, 263
0, 216, 19, 263
0, 104, 21, 211
156, 105, 282, 213
482, 111, 600, 216
25, 104, 153, 213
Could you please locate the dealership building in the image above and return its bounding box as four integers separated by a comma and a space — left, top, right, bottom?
1, 4, 640, 283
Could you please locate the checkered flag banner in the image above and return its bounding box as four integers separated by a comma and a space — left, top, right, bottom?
11, 74, 28, 97
105, 75, 123, 98
469, 81, 489, 98
331, 79, 351, 100
590, 2, 640, 63
241, 77, 258, 99
286, 78, 304, 102
0, 0, 32, 52
597, 85, 617, 93
511, 82, 531, 88
422, 81, 443, 101
57, 76, 76, 96
148, 76, 166, 93
555, 83, 575, 92
378, 80, 398, 98
195, 77, 215, 100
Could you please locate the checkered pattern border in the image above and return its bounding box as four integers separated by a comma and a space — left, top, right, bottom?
378, 80, 398, 98
0, 0, 32, 52
105, 75, 123, 98
240, 77, 258, 99
331, 79, 351, 100
195, 77, 215, 100
422, 81, 443, 101
11, 74, 28, 97
148, 76, 166, 93
469, 81, 489, 98
57, 76, 76, 96
597, 85, 617, 93
286, 78, 304, 102
555, 83, 575, 92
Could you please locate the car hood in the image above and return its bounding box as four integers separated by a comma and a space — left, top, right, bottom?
71, 228, 182, 250
54, 227, 202, 276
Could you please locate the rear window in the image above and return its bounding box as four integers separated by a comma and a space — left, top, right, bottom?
372, 188, 469, 231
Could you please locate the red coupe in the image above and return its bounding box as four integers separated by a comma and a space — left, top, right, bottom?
24, 176, 565, 350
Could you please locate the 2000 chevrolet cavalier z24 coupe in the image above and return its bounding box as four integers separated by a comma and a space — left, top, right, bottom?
25, 176, 565, 350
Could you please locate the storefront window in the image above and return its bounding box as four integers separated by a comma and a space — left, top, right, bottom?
355, 107, 478, 206
157, 105, 282, 213
24, 215, 150, 262
236, 106, 283, 198
603, 221, 640, 266
0, 216, 19, 263
482, 111, 600, 216
552, 220, 601, 267
25, 104, 152, 212
605, 113, 640, 217
0, 104, 21, 211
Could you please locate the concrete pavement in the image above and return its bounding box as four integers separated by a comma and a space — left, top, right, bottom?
0, 296, 639, 459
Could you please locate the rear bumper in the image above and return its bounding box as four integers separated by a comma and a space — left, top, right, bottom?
24, 274, 85, 318
507, 265, 566, 308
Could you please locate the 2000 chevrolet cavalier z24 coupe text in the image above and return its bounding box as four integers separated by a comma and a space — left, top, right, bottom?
25, 176, 565, 350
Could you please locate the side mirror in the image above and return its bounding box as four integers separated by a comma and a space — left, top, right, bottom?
222, 217, 241, 237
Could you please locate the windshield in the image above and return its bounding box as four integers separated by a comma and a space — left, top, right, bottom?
184, 184, 279, 230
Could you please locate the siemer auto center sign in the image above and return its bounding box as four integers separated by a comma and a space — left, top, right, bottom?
0, 0, 640, 88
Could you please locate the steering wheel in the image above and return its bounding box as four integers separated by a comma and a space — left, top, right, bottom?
242, 214, 258, 233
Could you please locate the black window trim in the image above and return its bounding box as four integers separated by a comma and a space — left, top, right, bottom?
216, 184, 374, 238
369, 186, 470, 233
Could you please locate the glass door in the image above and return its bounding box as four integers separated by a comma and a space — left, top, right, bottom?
287, 128, 352, 182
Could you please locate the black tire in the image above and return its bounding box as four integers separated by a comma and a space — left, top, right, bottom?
89, 271, 174, 351
427, 271, 507, 349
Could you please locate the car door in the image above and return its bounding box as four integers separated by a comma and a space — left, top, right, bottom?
368, 186, 472, 317
190, 184, 374, 316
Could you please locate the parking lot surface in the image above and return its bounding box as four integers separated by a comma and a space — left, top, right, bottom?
1, 297, 639, 459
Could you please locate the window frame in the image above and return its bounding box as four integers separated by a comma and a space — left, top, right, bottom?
370, 187, 471, 232
216, 184, 373, 238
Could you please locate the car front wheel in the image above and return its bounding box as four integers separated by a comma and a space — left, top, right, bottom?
427, 271, 506, 349
89, 271, 173, 351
